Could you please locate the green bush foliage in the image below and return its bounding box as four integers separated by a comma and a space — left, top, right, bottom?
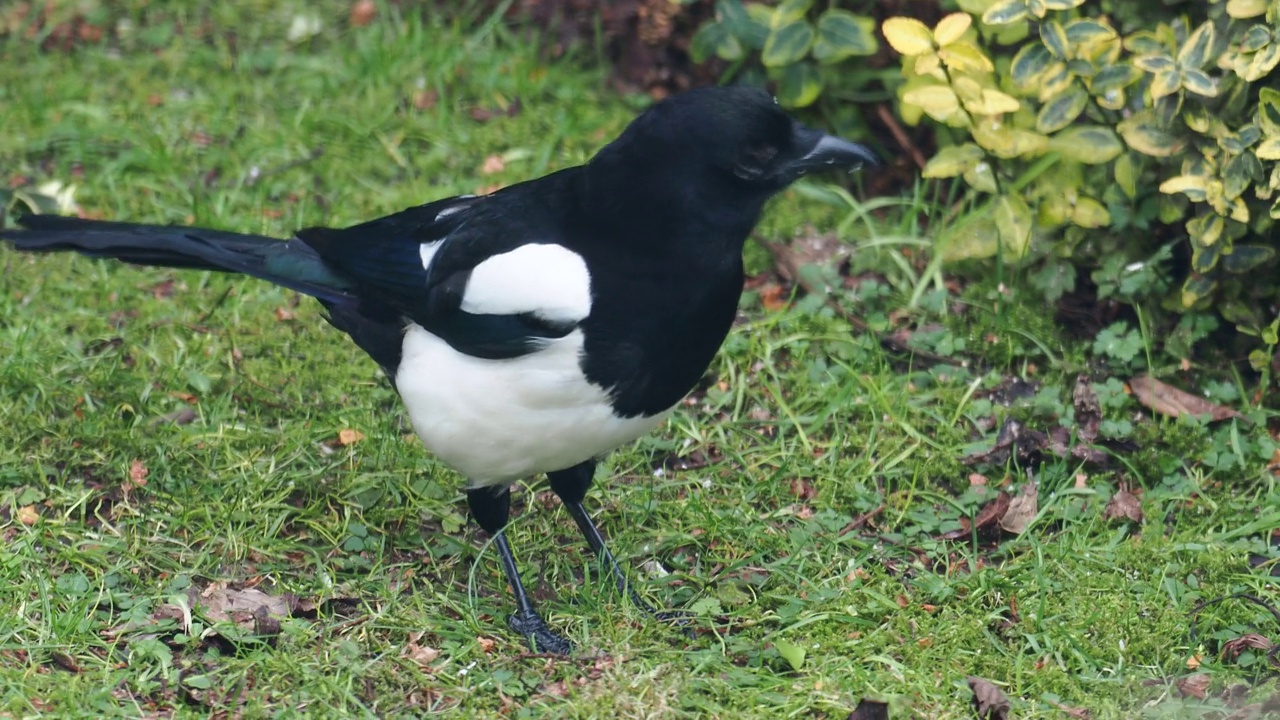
689, 0, 881, 109
694, 0, 1280, 372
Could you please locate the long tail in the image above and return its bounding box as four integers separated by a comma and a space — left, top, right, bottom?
3, 215, 354, 304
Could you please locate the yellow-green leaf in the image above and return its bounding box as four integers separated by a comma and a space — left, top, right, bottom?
774, 61, 823, 108
1180, 275, 1217, 308
1187, 212, 1226, 247
922, 143, 987, 178
902, 84, 961, 121
1011, 43, 1054, 89
1180, 69, 1217, 97
1256, 137, 1280, 159
1160, 174, 1210, 200
1134, 54, 1177, 73
882, 17, 935, 56
994, 194, 1034, 257
939, 41, 995, 73
1149, 70, 1183, 100
1042, 0, 1086, 9
1070, 196, 1111, 227
1040, 19, 1069, 58
1177, 21, 1215, 69
1118, 113, 1185, 157
762, 21, 815, 67
933, 13, 972, 46
1239, 24, 1272, 54
1064, 19, 1117, 46
812, 10, 878, 63
1244, 44, 1280, 81
965, 88, 1021, 115
1049, 126, 1124, 164
1037, 62, 1074, 102
964, 161, 999, 193
937, 209, 1002, 261
1036, 84, 1088, 134
1227, 0, 1268, 17
1115, 153, 1138, 198
1257, 87, 1280, 136
719, 0, 770, 49
1192, 242, 1222, 273
973, 117, 1050, 157
982, 0, 1029, 26
771, 0, 815, 27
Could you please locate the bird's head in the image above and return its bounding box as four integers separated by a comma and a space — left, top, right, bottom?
588, 86, 877, 208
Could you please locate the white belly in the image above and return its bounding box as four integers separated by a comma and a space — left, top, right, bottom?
394, 324, 672, 487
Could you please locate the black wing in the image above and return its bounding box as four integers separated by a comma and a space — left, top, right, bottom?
299, 191, 580, 361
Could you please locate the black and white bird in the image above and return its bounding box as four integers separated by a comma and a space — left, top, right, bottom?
2, 86, 875, 653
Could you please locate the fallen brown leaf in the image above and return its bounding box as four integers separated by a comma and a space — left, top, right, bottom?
274, 307, 296, 322
128, 459, 148, 487
1129, 375, 1243, 422
1072, 375, 1102, 444
477, 636, 497, 653
1050, 700, 1091, 718
17, 505, 39, 526
349, 0, 376, 26
968, 676, 1011, 719
1176, 673, 1211, 699
1222, 633, 1272, 660
403, 632, 441, 670
998, 482, 1038, 534
481, 154, 505, 175
337, 429, 365, 446
1103, 488, 1143, 524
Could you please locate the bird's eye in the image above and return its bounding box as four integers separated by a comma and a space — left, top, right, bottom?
732, 144, 778, 181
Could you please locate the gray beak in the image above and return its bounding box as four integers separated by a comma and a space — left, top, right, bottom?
785, 124, 879, 178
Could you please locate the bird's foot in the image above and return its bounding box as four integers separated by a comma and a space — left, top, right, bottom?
508, 610, 573, 655
653, 609, 697, 640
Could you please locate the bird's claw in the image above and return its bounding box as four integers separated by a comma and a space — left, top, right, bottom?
508, 610, 573, 655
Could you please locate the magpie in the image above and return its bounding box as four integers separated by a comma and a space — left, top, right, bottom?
2, 86, 875, 653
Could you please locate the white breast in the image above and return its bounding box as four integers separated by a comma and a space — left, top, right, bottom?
394, 325, 672, 487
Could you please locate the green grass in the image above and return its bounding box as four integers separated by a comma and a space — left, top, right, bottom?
2, 2, 1279, 718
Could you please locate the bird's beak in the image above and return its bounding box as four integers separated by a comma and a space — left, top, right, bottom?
785, 124, 879, 178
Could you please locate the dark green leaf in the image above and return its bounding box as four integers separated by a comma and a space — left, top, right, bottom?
762, 20, 815, 67
812, 10, 878, 64
774, 61, 823, 108
1177, 21, 1215, 69
690, 21, 744, 62
719, 0, 770, 49
1191, 242, 1221, 273
982, 0, 1030, 26
1011, 43, 1053, 88
1089, 64, 1140, 93
1064, 19, 1117, 45
1040, 19, 1069, 58
1036, 83, 1088, 134
1223, 245, 1275, 272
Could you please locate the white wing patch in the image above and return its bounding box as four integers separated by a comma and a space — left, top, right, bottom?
419, 240, 444, 270
461, 244, 592, 322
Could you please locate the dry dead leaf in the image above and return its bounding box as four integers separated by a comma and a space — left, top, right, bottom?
1222, 633, 1272, 660
1129, 375, 1244, 422
349, 0, 376, 26
1176, 673, 1211, 699
1103, 488, 1143, 524
274, 307, 297, 322
1187, 653, 1203, 669
337, 429, 365, 446
1049, 700, 1091, 718
17, 505, 39, 526
1072, 375, 1102, 444
999, 482, 1038, 534
128, 459, 148, 487
968, 676, 1011, 719
969, 473, 988, 486
481, 154, 505, 175
403, 633, 441, 670
789, 477, 815, 500
477, 636, 497, 653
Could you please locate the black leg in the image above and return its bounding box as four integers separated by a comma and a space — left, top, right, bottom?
467, 486, 572, 655
548, 461, 668, 617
